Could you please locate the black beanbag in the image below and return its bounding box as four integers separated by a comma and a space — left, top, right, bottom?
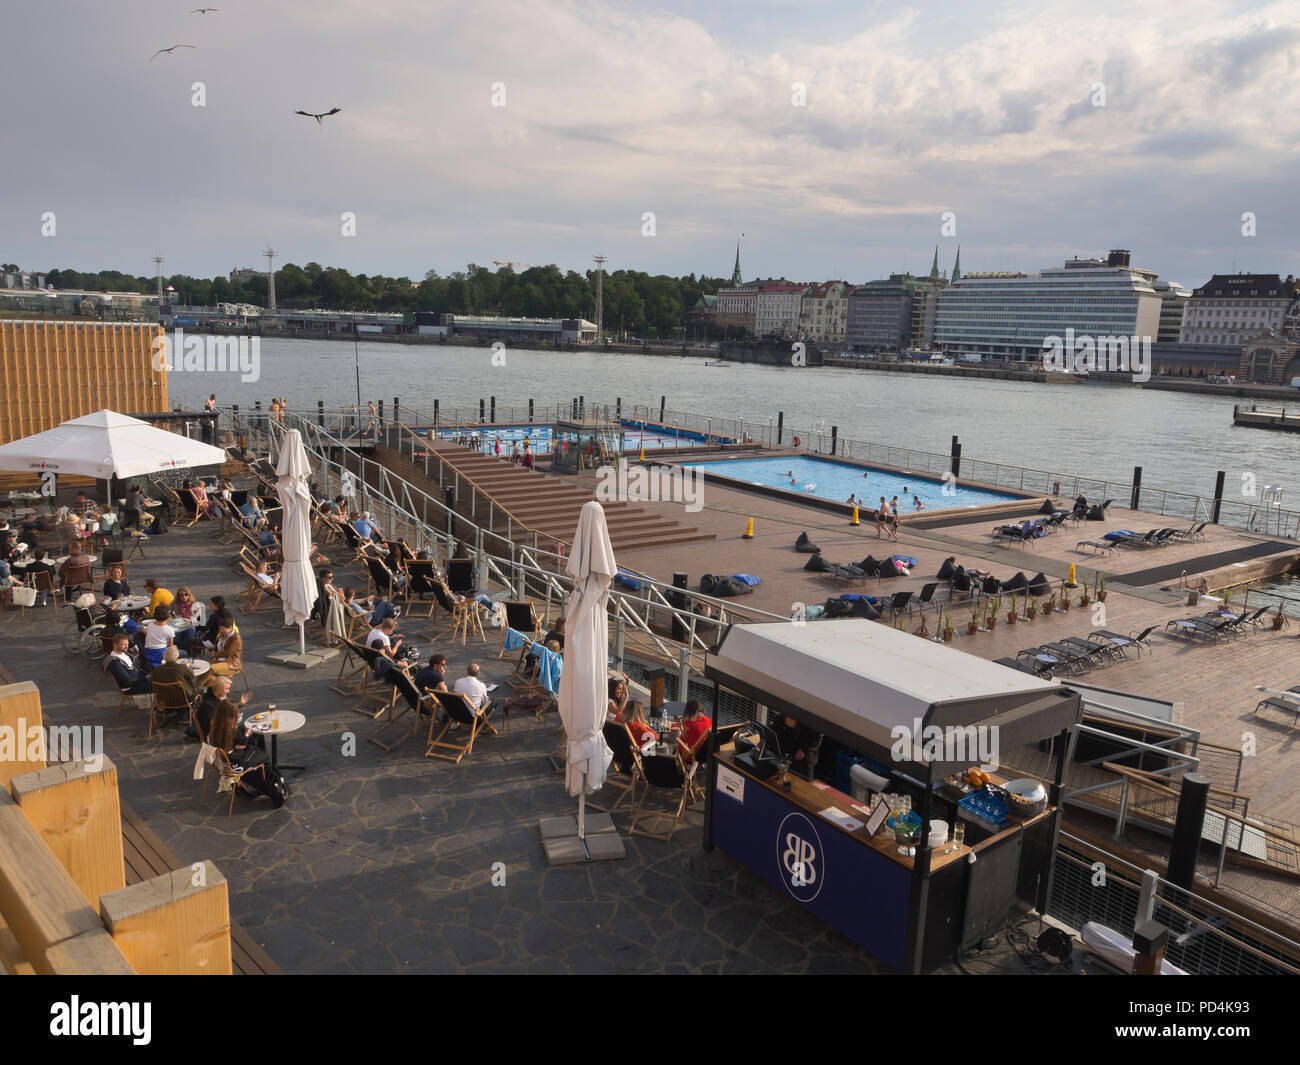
701, 574, 753, 598
794, 531, 821, 554
1002, 571, 1029, 592
1086, 505, 1106, 521
804, 552, 831, 573
877, 560, 906, 579
849, 597, 881, 620
1039, 498, 1056, 515
823, 598, 853, 617
1027, 572, 1052, 597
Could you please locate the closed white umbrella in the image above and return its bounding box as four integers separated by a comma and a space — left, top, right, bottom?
558, 500, 616, 841
0, 409, 226, 480
274, 429, 317, 655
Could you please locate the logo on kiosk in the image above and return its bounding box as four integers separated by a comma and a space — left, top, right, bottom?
777, 812, 824, 903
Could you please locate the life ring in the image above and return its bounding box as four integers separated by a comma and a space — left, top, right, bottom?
793, 435, 801, 447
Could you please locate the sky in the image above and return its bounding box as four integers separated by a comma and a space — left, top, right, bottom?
2, 0, 1297, 290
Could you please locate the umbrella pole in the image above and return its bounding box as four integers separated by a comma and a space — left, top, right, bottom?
578, 786, 585, 841
299, 620, 305, 656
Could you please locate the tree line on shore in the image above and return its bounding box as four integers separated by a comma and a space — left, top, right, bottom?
39, 262, 733, 339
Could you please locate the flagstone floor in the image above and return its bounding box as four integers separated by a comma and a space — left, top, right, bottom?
0, 521, 1066, 974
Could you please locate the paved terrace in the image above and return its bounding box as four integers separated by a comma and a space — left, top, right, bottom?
0, 522, 1064, 975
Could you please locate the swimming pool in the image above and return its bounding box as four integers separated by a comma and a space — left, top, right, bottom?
680, 455, 1024, 511
420, 420, 725, 455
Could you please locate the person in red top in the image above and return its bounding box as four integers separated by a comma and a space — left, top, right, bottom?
678, 699, 712, 763
619, 700, 656, 748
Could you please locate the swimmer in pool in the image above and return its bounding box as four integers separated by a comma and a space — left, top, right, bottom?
789, 477, 797, 485
914, 495, 925, 511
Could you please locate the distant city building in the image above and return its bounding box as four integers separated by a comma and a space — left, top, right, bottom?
228, 267, 261, 284
754, 281, 808, 338
1179, 273, 1299, 345
2, 269, 46, 291
1238, 332, 1300, 384
934, 250, 1162, 364
0, 288, 158, 322
1152, 280, 1191, 343
798, 281, 849, 342
441, 314, 597, 343
846, 259, 948, 352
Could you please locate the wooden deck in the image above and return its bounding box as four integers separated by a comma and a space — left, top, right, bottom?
120, 804, 280, 976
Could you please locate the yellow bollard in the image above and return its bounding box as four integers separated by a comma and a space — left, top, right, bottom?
850, 506, 860, 526
1064, 563, 1078, 588
639, 446, 645, 462
742, 518, 755, 539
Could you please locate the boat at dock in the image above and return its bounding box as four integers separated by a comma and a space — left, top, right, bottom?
704, 359, 732, 367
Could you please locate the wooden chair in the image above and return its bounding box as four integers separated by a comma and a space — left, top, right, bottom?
588, 721, 643, 815
498, 602, 541, 658
369, 664, 430, 753
149, 680, 195, 741
175, 488, 209, 527
30, 569, 58, 612
60, 562, 94, 604
202, 747, 265, 818
628, 747, 698, 842
425, 690, 497, 763
404, 560, 442, 618
351, 643, 394, 718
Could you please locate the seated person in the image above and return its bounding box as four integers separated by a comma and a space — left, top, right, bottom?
414, 653, 449, 694
620, 700, 656, 748
208, 615, 243, 677
678, 699, 712, 764
366, 617, 403, 658
207, 698, 284, 806
768, 714, 820, 779
193, 673, 252, 741
200, 596, 228, 648
452, 662, 491, 714
58, 542, 92, 587
143, 578, 174, 614
353, 511, 379, 542
607, 675, 629, 720
70, 491, 100, 520
103, 635, 152, 694
340, 586, 373, 619
101, 608, 145, 653
24, 549, 56, 605
102, 565, 131, 603
253, 561, 280, 591
239, 497, 266, 529
1072, 493, 1088, 518
141, 604, 183, 669
149, 645, 198, 707
526, 618, 565, 673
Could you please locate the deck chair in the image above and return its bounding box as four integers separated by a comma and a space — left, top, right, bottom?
331, 635, 370, 696
150, 680, 195, 741
352, 644, 396, 718
587, 721, 642, 815
369, 664, 430, 752
628, 748, 697, 842
425, 690, 497, 763
405, 560, 442, 617
995, 655, 1050, 677
176, 488, 208, 527
883, 590, 913, 618
1254, 686, 1300, 726
500, 601, 542, 657
1087, 626, 1156, 659
202, 747, 265, 818
364, 554, 405, 604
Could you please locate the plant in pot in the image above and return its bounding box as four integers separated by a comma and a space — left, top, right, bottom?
942, 611, 955, 642
1027, 595, 1039, 620
1060, 586, 1071, 612
968, 600, 982, 635
985, 596, 1002, 631
1095, 572, 1107, 603
1272, 604, 1290, 631
914, 610, 932, 639
1222, 585, 1234, 613
1006, 590, 1019, 625
1078, 575, 1091, 608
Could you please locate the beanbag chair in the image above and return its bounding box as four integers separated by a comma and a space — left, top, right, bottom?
1002, 572, 1029, 592
1039, 499, 1056, 515
731, 574, 761, 586
849, 597, 882, 620
860, 556, 880, 576
877, 560, 906, 579
937, 557, 958, 580
1086, 505, 1106, 521
614, 568, 642, 591
701, 574, 753, 598
794, 531, 821, 554
891, 556, 919, 568
1027, 572, 1052, 597
804, 553, 831, 572
839, 593, 865, 602
823, 598, 853, 617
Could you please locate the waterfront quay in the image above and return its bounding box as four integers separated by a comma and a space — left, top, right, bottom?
1234, 405, 1300, 433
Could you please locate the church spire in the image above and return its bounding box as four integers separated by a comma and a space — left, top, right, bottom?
929, 245, 940, 280
731, 240, 743, 286
951, 247, 962, 282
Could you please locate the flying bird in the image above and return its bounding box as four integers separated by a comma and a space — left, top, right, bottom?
190, 7, 219, 12
295, 108, 342, 125
149, 44, 196, 61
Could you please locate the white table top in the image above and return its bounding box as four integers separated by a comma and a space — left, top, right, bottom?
56, 555, 97, 566
246, 709, 305, 735
112, 596, 152, 610
187, 659, 211, 677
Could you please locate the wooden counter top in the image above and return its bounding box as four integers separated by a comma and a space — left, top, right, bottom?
714, 749, 972, 872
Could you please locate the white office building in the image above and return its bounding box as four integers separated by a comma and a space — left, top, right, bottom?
1179, 274, 1299, 345
934, 251, 1163, 364
754, 281, 808, 338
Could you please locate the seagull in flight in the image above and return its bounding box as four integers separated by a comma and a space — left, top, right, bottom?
295, 108, 342, 125
190, 7, 219, 12
149, 44, 196, 61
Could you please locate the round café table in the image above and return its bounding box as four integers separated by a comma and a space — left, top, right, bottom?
186, 659, 211, 679
113, 595, 152, 614
245, 710, 306, 772
56, 555, 97, 567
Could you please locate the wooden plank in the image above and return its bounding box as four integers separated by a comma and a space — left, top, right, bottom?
10, 757, 126, 909
0, 790, 108, 974
44, 928, 134, 976
0, 912, 36, 974
0, 682, 45, 790
100, 862, 232, 975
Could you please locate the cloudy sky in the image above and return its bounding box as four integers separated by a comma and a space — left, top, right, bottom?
3, 0, 1297, 289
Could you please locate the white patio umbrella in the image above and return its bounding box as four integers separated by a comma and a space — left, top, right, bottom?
557, 500, 616, 842
0, 409, 226, 481
274, 428, 317, 655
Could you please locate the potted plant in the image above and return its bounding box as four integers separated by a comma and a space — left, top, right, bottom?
1078, 575, 1091, 608
1061, 587, 1071, 612
1222, 586, 1234, 612
942, 611, 955, 642
985, 596, 1002, 631
1027, 595, 1039, 620
914, 611, 932, 640
1047, 591, 1058, 614
1095, 573, 1107, 603
1006, 590, 1019, 625
968, 600, 982, 635
1272, 604, 1290, 631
